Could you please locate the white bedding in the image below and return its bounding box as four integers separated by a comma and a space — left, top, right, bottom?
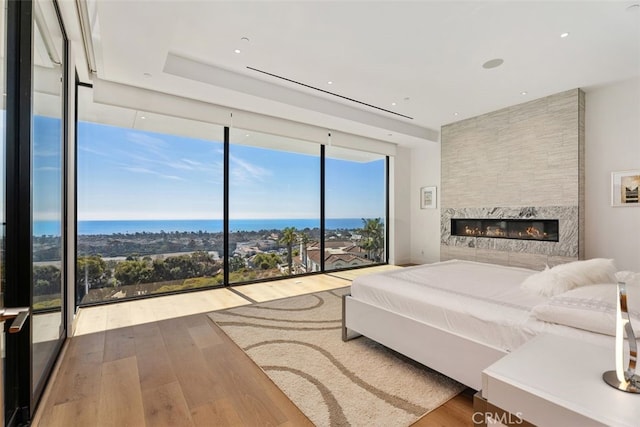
350, 260, 613, 352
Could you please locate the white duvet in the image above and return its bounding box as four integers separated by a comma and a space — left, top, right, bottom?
350, 260, 612, 352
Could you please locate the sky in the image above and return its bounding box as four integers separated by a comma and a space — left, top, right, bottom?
67, 120, 386, 221
33, 117, 63, 222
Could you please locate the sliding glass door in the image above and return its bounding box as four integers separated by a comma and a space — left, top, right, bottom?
31, 0, 66, 402
228, 129, 320, 283
1, 1, 11, 423
3, 0, 68, 423
324, 146, 387, 271
77, 87, 225, 305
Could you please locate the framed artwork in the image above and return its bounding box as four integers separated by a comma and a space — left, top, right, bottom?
420, 186, 437, 209
611, 170, 640, 207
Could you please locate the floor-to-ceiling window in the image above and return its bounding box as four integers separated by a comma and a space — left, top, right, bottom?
76, 90, 388, 305
228, 129, 320, 283
324, 146, 387, 271
76, 87, 224, 305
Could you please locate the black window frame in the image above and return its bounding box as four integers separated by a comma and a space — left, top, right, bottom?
73, 87, 390, 307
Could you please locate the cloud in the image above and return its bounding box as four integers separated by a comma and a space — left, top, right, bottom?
121, 166, 185, 181
165, 161, 194, 171
181, 158, 203, 167
121, 152, 212, 174
165, 158, 210, 171
78, 145, 112, 157
229, 154, 271, 183
162, 175, 185, 181
122, 166, 155, 174
125, 132, 169, 155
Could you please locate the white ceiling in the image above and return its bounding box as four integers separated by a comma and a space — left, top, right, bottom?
60, 0, 640, 147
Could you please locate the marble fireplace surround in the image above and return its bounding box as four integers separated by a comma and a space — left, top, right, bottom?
439, 89, 584, 270
441, 206, 579, 269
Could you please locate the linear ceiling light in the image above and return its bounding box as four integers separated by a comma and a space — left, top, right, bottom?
76, 0, 97, 74
163, 53, 438, 142
246, 66, 414, 120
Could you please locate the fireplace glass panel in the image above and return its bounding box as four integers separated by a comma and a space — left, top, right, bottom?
451, 219, 559, 242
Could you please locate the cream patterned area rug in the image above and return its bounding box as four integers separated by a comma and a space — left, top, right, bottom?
208, 288, 464, 426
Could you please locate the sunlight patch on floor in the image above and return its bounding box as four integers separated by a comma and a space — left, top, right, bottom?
73, 288, 250, 335
232, 275, 350, 303
327, 264, 403, 281
73, 267, 396, 335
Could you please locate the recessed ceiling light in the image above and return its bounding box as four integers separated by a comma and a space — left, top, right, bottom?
482, 58, 504, 69
143, 72, 152, 78
560, 32, 569, 38
388, 133, 393, 137
454, 112, 459, 116
327, 81, 333, 85
140, 115, 146, 119
245, 134, 250, 137
404, 97, 410, 101
521, 91, 528, 96
241, 36, 250, 42
626, 4, 640, 12
391, 102, 397, 106
234, 49, 241, 54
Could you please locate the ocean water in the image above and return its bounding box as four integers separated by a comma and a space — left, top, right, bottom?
34, 218, 372, 236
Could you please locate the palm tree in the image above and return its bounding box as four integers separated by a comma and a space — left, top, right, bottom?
280, 227, 298, 275
360, 218, 384, 262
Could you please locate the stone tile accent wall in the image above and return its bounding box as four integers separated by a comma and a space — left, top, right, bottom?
440, 89, 585, 269
578, 90, 585, 260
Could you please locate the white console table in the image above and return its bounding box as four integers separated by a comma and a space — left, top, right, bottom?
481, 334, 640, 426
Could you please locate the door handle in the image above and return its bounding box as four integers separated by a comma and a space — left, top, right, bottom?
0, 307, 30, 333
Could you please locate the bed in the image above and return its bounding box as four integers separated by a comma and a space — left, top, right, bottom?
342, 259, 616, 391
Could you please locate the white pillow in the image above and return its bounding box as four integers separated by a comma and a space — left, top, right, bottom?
520, 258, 616, 297
551, 258, 617, 288
532, 284, 640, 336
520, 266, 566, 297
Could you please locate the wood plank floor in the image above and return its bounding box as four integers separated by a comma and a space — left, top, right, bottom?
35, 315, 474, 426
34, 271, 475, 426
35, 313, 314, 426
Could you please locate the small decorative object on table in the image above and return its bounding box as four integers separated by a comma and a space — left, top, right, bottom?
602, 281, 640, 393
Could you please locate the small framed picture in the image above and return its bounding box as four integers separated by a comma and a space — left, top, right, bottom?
611, 170, 640, 207
420, 186, 437, 209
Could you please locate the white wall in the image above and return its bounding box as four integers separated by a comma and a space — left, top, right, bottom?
403, 78, 639, 270
389, 147, 412, 265
409, 142, 442, 264
585, 76, 640, 271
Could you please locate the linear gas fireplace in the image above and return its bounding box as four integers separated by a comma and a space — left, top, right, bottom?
451, 218, 559, 242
